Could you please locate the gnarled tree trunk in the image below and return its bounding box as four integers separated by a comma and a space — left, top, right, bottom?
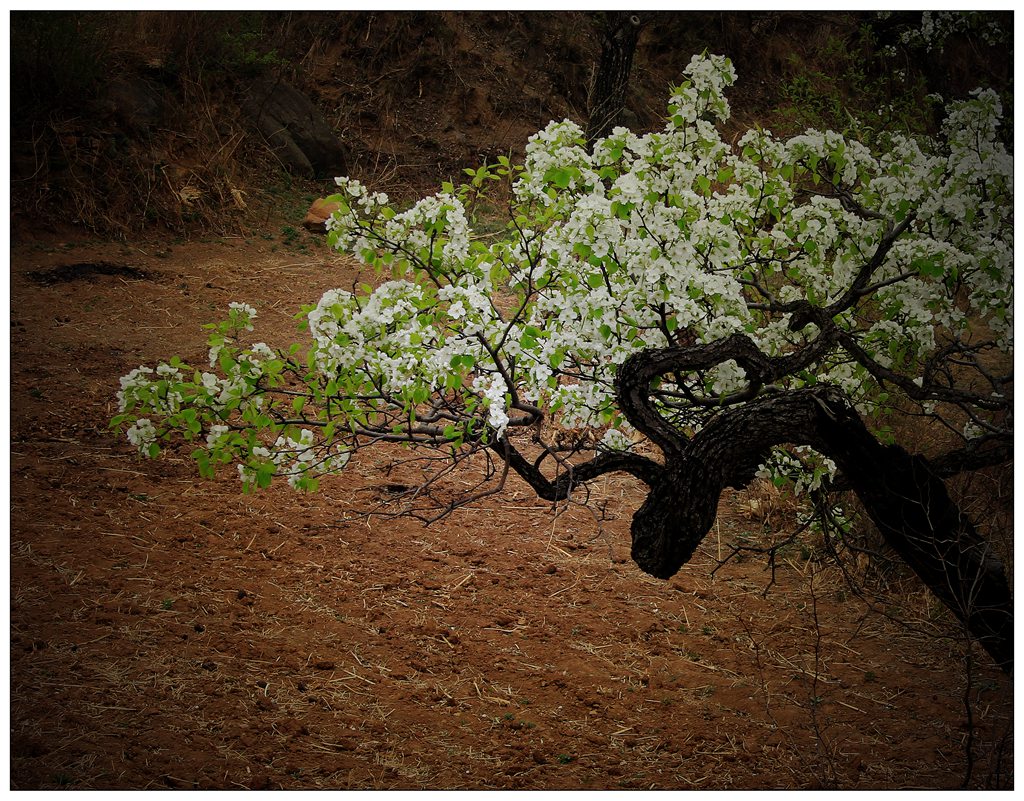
492, 334, 1012, 673
615, 338, 1013, 673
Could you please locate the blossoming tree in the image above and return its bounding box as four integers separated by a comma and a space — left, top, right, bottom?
114, 55, 1013, 671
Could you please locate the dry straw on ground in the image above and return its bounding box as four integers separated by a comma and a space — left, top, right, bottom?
10, 237, 1013, 790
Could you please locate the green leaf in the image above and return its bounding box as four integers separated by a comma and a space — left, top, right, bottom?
543, 166, 576, 190
182, 409, 201, 435
192, 447, 211, 476
912, 256, 944, 278
219, 351, 236, 374
610, 200, 633, 219
256, 462, 275, 489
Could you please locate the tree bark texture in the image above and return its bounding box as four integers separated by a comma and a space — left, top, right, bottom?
586, 12, 643, 146
614, 340, 1013, 673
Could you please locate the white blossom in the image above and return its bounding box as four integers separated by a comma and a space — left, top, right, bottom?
206, 424, 229, 449
599, 428, 635, 452
126, 418, 157, 453
228, 302, 257, 330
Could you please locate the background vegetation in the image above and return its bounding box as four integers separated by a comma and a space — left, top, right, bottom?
10, 11, 1012, 239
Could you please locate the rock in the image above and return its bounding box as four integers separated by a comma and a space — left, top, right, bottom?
303, 198, 341, 232
99, 75, 163, 135
243, 77, 347, 179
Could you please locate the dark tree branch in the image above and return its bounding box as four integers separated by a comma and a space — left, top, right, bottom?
488, 434, 661, 503
837, 330, 1011, 412
615, 332, 839, 457
926, 435, 1014, 478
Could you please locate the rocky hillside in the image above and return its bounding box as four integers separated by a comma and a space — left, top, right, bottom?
10, 11, 1011, 239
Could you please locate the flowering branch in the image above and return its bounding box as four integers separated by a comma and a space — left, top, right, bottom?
113, 54, 1012, 669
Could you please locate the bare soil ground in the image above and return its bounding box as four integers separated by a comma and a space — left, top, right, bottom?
9, 234, 1013, 790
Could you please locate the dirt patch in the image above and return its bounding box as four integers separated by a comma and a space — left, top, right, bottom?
9, 235, 1013, 790
28, 261, 154, 285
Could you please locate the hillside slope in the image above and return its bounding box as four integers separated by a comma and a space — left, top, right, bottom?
10, 11, 1011, 238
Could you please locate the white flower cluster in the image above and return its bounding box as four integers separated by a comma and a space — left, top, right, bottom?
385, 192, 471, 267
756, 447, 838, 496
206, 423, 230, 449
514, 119, 598, 206
118, 366, 155, 412
599, 427, 636, 453
325, 178, 391, 254
117, 365, 188, 441
668, 53, 737, 126
228, 301, 257, 330
962, 421, 985, 440
305, 275, 514, 439
331, 183, 471, 275
117, 301, 284, 467
886, 11, 1006, 54
548, 380, 616, 431
309, 282, 450, 392
471, 373, 510, 437
334, 177, 389, 212
308, 284, 418, 377
235, 428, 349, 490
708, 359, 747, 397
126, 417, 157, 452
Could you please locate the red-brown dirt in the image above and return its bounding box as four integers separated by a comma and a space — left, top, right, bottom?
9, 234, 1013, 789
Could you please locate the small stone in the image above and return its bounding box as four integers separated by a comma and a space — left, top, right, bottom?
303, 199, 342, 232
